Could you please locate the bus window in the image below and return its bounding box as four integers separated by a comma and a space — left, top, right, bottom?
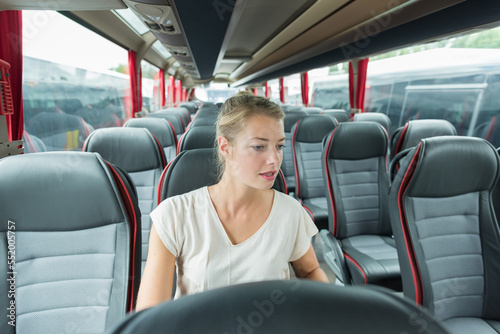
22, 11, 129, 152
473, 75, 500, 147
401, 86, 483, 136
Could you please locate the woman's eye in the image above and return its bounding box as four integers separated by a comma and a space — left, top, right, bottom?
253, 146, 264, 151
277, 145, 285, 150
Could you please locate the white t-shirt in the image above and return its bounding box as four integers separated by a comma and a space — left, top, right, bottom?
150, 186, 318, 299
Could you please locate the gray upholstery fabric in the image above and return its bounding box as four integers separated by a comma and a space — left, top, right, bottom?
322, 122, 399, 289
282, 132, 296, 191
124, 118, 177, 162
407, 193, 484, 320
0, 152, 139, 334
443, 318, 500, 333
84, 127, 164, 173
282, 111, 306, 192
333, 158, 380, 236
389, 136, 500, 329
84, 128, 163, 275
178, 125, 216, 152
15, 224, 129, 334
323, 109, 350, 123
295, 142, 325, 199
130, 169, 162, 273
147, 112, 185, 136
390, 119, 456, 160
353, 112, 391, 133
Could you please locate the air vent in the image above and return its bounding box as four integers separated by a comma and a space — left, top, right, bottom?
123, 0, 180, 35
178, 62, 196, 71
165, 45, 190, 58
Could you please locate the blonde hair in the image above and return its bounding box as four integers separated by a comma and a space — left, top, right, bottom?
215, 91, 285, 180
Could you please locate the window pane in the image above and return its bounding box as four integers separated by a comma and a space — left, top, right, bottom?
22, 11, 129, 152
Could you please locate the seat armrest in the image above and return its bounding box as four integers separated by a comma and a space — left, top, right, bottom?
320, 230, 350, 284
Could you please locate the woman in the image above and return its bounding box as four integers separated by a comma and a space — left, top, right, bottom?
136, 92, 328, 310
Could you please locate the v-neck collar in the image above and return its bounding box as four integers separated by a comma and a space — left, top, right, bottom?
204, 186, 278, 246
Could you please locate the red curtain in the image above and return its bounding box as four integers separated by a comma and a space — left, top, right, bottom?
0, 11, 23, 141
159, 69, 165, 108
348, 58, 369, 113
300, 72, 309, 107
253, 88, 258, 96
176, 80, 182, 105
188, 88, 195, 101
279, 77, 285, 104
265, 82, 270, 99
169, 76, 175, 107
128, 50, 140, 117
182, 88, 187, 102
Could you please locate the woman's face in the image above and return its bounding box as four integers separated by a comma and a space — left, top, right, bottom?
223, 114, 286, 190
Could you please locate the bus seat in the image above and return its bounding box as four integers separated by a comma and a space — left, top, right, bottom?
147, 111, 185, 141
22, 131, 46, 153
124, 118, 177, 162
390, 119, 456, 161
280, 104, 304, 112
176, 125, 216, 154
192, 103, 219, 120
158, 148, 286, 204
107, 280, 448, 334
157, 107, 191, 130
353, 112, 391, 133
302, 107, 323, 114
180, 102, 198, 115
323, 109, 350, 122
292, 114, 338, 230
83, 127, 166, 275
0, 151, 141, 333
389, 136, 500, 333
189, 117, 216, 128
282, 110, 307, 194
321, 121, 401, 290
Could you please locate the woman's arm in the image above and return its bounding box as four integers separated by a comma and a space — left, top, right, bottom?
291, 244, 330, 283
135, 225, 176, 311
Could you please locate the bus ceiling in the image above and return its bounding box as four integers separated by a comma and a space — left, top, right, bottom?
1, 0, 500, 87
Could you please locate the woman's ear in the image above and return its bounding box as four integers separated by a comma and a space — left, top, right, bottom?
218, 136, 231, 158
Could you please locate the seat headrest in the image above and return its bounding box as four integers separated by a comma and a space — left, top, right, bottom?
159, 148, 286, 202
328, 122, 387, 160
108, 280, 448, 334
405, 136, 499, 197
353, 112, 391, 133
294, 115, 338, 143
284, 111, 307, 132
147, 112, 184, 134
0, 152, 126, 230
84, 127, 164, 173
402, 119, 456, 151
324, 109, 349, 123
179, 126, 216, 152
124, 118, 176, 148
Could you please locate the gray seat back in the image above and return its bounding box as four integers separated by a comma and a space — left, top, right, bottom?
389, 136, 500, 321
292, 114, 338, 200
107, 280, 448, 334
124, 118, 177, 162
0, 152, 141, 333
390, 119, 456, 160
323, 121, 390, 238
84, 127, 165, 274
282, 110, 307, 192
177, 125, 216, 153
353, 112, 391, 134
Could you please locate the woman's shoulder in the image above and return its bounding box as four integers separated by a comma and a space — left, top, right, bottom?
273, 190, 304, 211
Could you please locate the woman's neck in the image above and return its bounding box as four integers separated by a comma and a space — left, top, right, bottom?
208, 173, 268, 217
